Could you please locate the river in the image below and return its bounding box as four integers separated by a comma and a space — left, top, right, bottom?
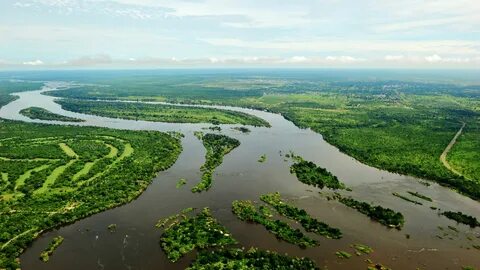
1, 82, 479, 269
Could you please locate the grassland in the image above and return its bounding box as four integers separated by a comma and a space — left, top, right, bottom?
56, 99, 269, 126
0, 121, 181, 269
19, 107, 84, 122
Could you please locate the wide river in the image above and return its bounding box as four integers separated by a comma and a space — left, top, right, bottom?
1, 82, 479, 269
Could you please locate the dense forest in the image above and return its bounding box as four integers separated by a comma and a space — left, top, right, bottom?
56, 99, 269, 126
44, 75, 480, 201
19, 107, 84, 122
0, 121, 181, 268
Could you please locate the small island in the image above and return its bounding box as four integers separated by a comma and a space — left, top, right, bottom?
20, 107, 84, 122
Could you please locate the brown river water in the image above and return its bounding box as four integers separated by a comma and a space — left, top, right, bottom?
0, 82, 479, 269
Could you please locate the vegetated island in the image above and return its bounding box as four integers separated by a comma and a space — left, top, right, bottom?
188, 248, 319, 270
39, 236, 64, 262
290, 160, 345, 190
232, 200, 318, 248
158, 207, 237, 262
392, 192, 423, 205
20, 107, 84, 122
56, 99, 270, 127
156, 207, 320, 269
0, 121, 181, 269
260, 192, 342, 239
338, 197, 405, 229
258, 154, 267, 163
407, 191, 433, 202
441, 211, 480, 228
191, 133, 240, 192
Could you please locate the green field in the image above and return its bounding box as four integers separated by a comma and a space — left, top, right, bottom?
0, 121, 181, 268
56, 99, 269, 126
20, 107, 84, 122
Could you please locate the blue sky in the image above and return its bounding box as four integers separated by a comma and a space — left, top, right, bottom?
1, 0, 479, 69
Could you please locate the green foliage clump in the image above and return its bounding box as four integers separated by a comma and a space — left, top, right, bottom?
392, 192, 423, 205
39, 236, 64, 262
188, 248, 319, 270
176, 178, 187, 188
258, 154, 267, 163
352, 243, 373, 255
442, 211, 480, 228
159, 208, 237, 262
260, 192, 342, 239
290, 160, 345, 190
19, 107, 84, 122
232, 127, 251, 133
338, 197, 404, 229
335, 251, 352, 259
407, 191, 432, 202
192, 134, 240, 192
232, 200, 317, 248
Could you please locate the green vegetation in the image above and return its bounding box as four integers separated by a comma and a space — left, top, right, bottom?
441, 211, 480, 228
44, 74, 480, 200
290, 160, 345, 190
188, 248, 319, 270
232, 126, 251, 133
352, 243, 373, 255
392, 192, 423, 205
260, 192, 342, 239
335, 251, 352, 259
258, 154, 267, 163
192, 133, 240, 192
0, 121, 181, 269
407, 191, 433, 202
448, 129, 480, 181
39, 236, 64, 262
159, 208, 237, 262
56, 99, 269, 126
338, 197, 405, 229
176, 178, 187, 188
0, 81, 43, 108
232, 200, 318, 248
19, 107, 84, 122
107, 224, 116, 232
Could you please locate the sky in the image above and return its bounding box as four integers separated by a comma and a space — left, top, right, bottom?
0, 0, 479, 69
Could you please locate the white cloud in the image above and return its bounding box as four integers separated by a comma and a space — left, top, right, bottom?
325, 56, 363, 63
22, 60, 44, 65
201, 38, 480, 56
385, 55, 405, 61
